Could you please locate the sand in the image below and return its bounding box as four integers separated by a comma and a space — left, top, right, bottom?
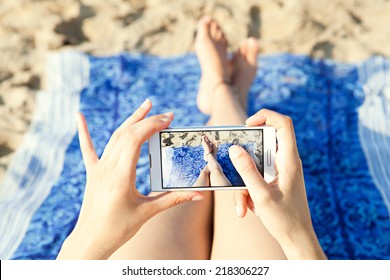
1, 0, 390, 181
161, 129, 263, 148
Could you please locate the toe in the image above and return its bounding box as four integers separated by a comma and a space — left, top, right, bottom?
210, 21, 227, 44
232, 46, 244, 66
239, 39, 248, 56
203, 136, 211, 148
200, 15, 212, 23
196, 16, 212, 40
221, 36, 228, 47
215, 28, 223, 41
245, 38, 259, 65
227, 58, 234, 78
213, 141, 219, 155
210, 21, 218, 39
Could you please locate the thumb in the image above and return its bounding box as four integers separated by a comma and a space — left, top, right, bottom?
146, 191, 204, 217
229, 145, 271, 205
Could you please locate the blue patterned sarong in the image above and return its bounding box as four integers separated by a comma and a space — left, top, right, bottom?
1, 52, 389, 259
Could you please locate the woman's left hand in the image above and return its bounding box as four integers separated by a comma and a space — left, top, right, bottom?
57, 99, 204, 259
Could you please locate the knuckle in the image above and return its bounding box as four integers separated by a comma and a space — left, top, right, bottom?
234, 190, 248, 201
239, 160, 258, 176
128, 130, 141, 145
283, 115, 293, 126
259, 108, 268, 114
252, 190, 273, 208
149, 115, 162, 122
259, 190, 274, 204
174, 196, 186, 205
111, 129, 122, 142
143, 116, 162, 130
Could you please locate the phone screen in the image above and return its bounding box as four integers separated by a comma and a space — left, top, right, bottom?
159, 128, 264, 189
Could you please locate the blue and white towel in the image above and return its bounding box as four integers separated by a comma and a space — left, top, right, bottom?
0, 51, 389, 259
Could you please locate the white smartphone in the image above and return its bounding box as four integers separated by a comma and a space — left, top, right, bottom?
148, 125, 276, 191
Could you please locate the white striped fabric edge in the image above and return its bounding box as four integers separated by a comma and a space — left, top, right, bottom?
0, 51, 89, 259
357, 56, 390, 217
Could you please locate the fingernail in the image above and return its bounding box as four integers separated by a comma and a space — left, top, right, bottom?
245, 115, 255, 124
161, 112, 173, 122
140, 98, 151, 108
191, 195, 204, 201
236, 205, 243, 218
229, 145, 242, 159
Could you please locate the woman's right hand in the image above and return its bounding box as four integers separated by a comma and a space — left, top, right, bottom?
229, 109, 326, 260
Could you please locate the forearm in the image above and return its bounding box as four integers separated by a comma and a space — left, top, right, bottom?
57, 232, 116, 260
278, 227, 327, 260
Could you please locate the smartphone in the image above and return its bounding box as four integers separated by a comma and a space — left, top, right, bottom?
148, 125, 276, 191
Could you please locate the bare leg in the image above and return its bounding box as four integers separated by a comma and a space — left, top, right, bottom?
196, 16, 231, 115
206, 138, 231, 187
231, 38, 259, 111
195, 17, 286, 259
109, 189, 212, 259
208, 155, 231, 187
192, 165, 210, 187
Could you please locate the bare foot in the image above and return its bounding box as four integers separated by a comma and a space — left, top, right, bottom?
231, 38, 259, 111
195, 16, 231, 115
201, 135, 213, 161
212, 140, 219, 158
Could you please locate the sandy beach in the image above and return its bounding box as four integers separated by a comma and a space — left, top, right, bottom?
1, 0, 390, 181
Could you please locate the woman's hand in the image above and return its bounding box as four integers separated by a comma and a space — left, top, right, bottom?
57, 99, 204, 260
229, 109, 326, 260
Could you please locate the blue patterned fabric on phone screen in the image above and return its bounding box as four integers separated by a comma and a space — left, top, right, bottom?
162, 142, 257, 188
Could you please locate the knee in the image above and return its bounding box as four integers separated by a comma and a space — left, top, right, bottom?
208, 164, 223, 174
199, 168, 210, 176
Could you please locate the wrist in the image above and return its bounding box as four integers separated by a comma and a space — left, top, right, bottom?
278, 227, 327, 260
57, 230, 116, 260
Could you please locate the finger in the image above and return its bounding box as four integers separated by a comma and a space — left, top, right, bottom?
118, 98, 152, 130
117, 112, 174, 168
100, 98, 152, 161
77, 113, 98, 170
233, 189, 249, 218
145, 191, 205, 218
246, 109, 298, 154
247, 198, 256, 214
229, 145, 271, 203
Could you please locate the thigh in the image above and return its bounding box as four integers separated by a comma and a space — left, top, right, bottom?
109, 191, 214, 260
211, 190, 286, 260
209, 168, 231, 187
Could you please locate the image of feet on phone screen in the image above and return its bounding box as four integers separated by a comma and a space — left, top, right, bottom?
160, 129, 263, 189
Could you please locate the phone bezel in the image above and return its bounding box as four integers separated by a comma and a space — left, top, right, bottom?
149, 125, 276, 191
